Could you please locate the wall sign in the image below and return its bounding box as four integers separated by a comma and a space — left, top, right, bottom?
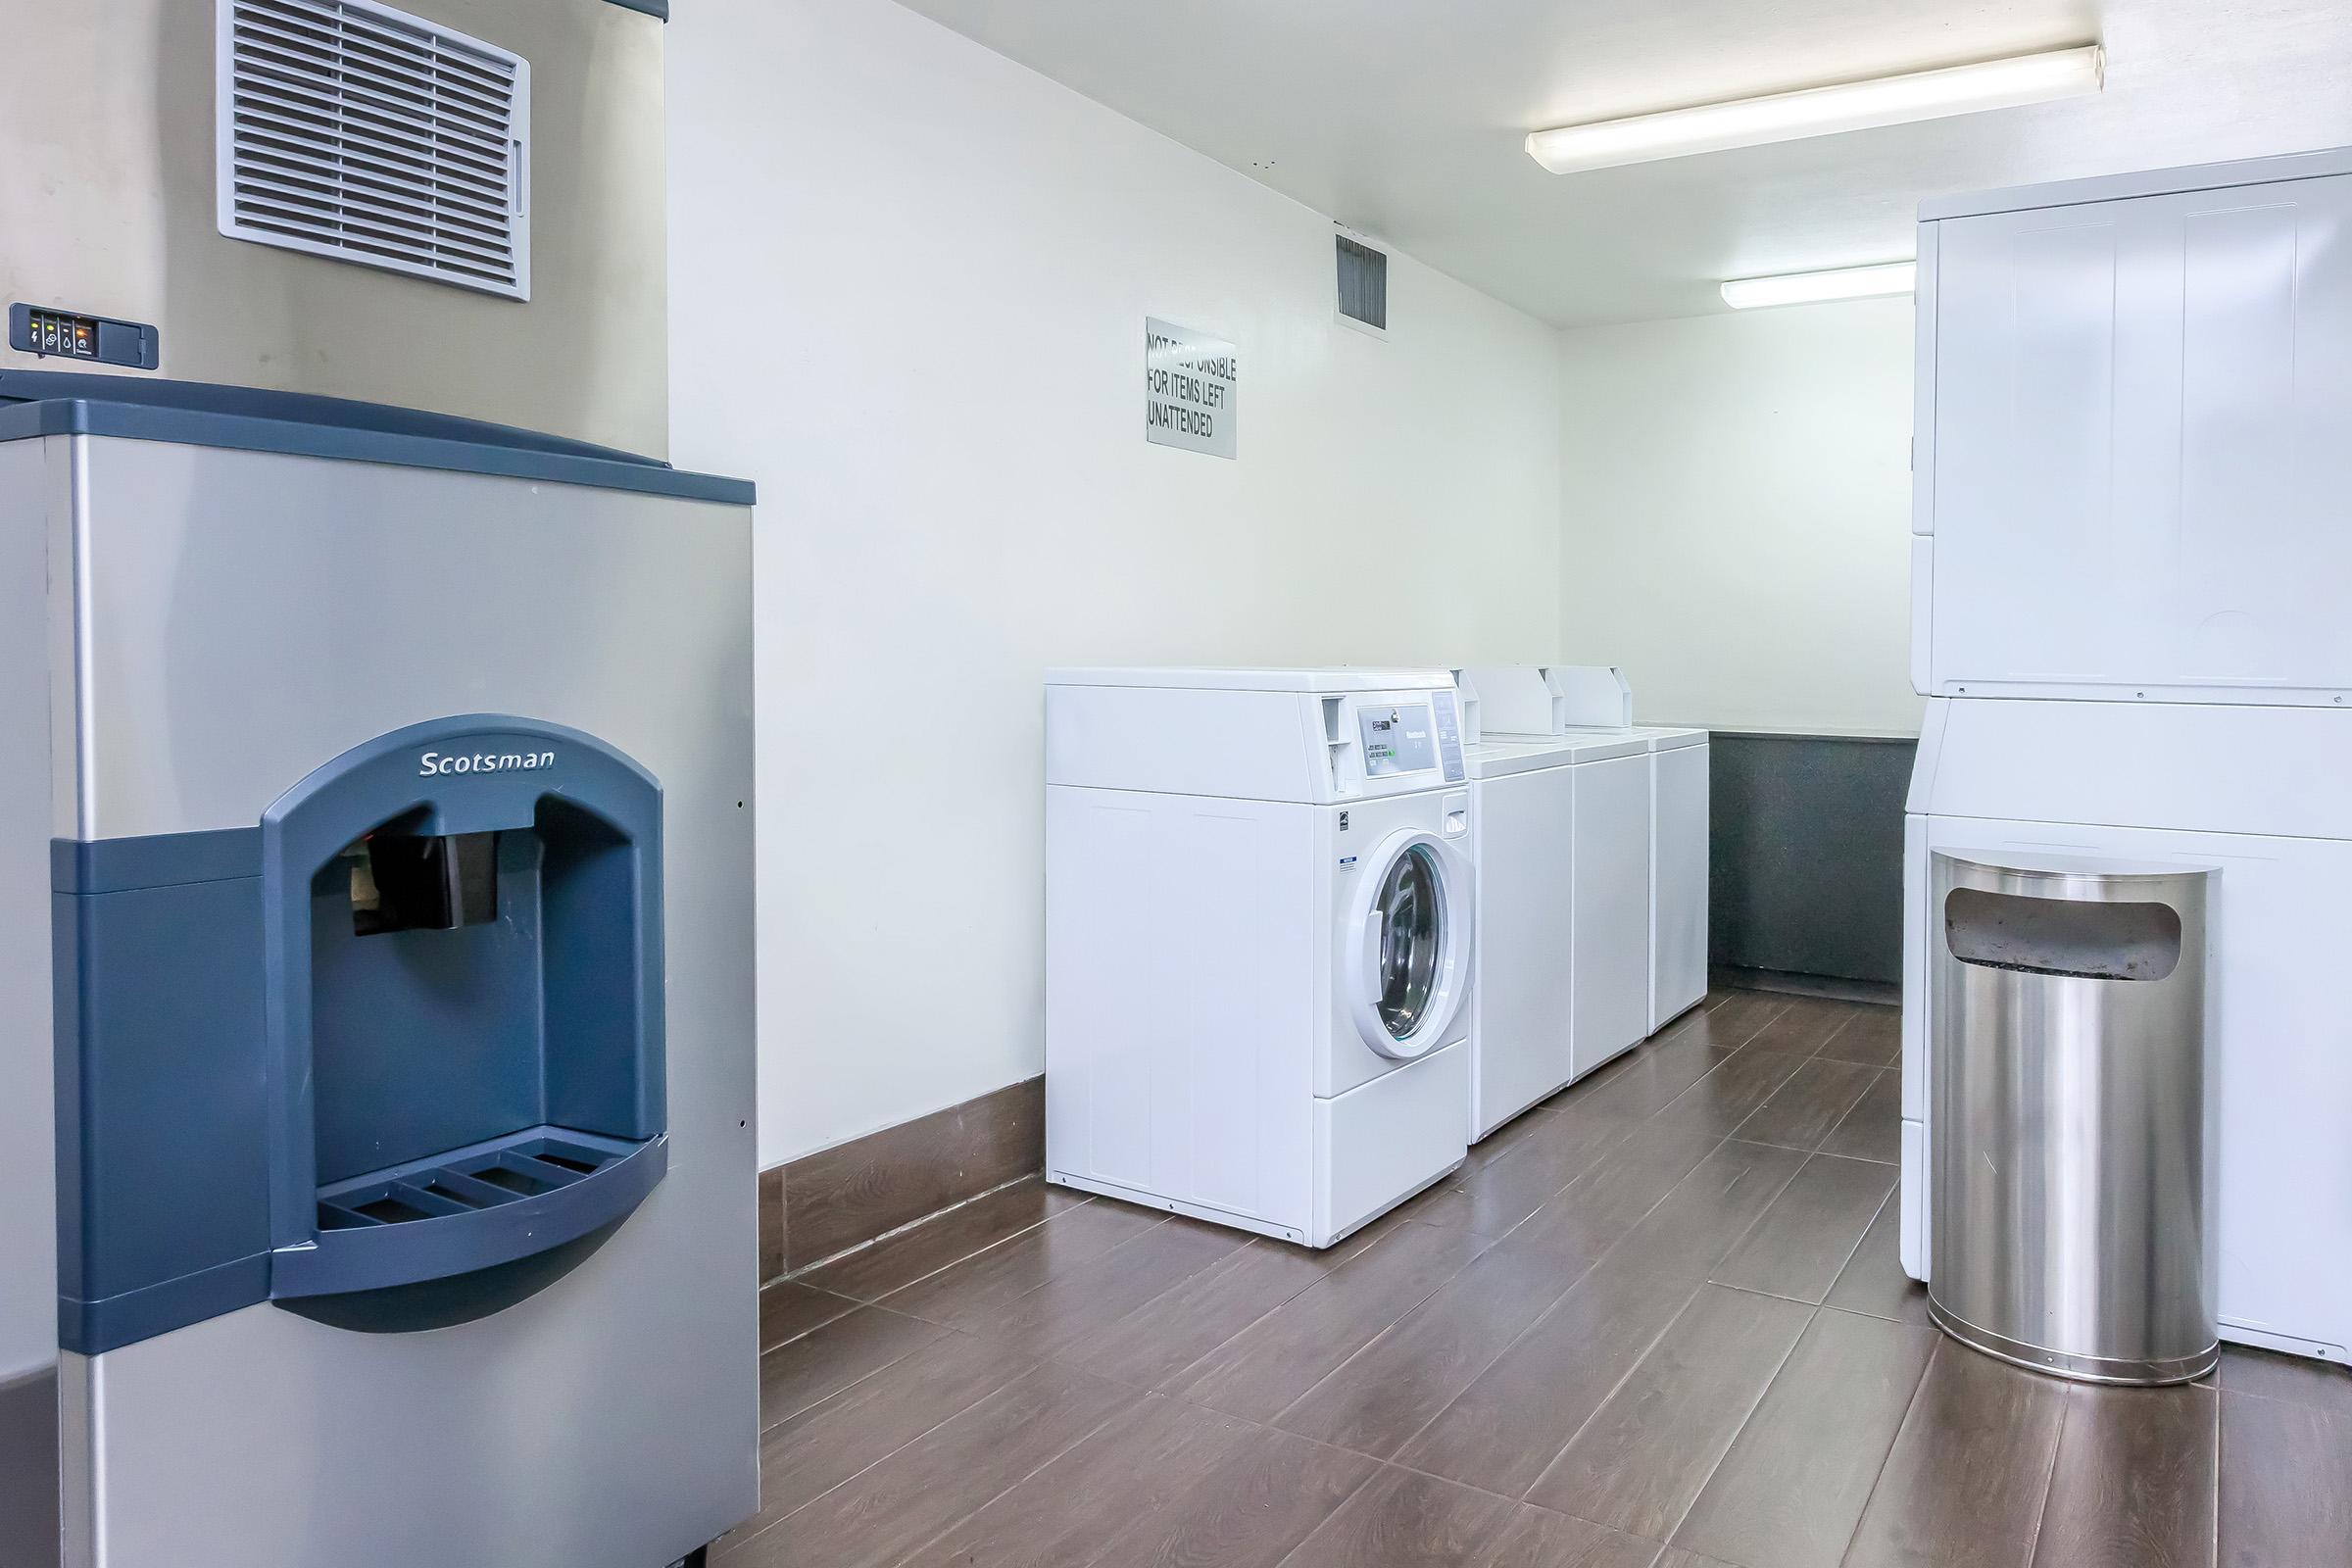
1145, 318, 1238, 460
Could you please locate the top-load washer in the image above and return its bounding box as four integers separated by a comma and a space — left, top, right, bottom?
1458, 728, 1649, 1139
1457, 665, 1710, 1040
1045, 668, 1475, 1248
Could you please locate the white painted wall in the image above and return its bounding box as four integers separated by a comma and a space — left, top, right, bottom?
669, 0, 1563, 1165
1557, 298, 1920, 738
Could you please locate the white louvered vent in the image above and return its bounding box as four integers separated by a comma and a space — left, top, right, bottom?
217, 0, 530, 299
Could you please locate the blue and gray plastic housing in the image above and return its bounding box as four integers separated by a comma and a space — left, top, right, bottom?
55, 715, 667, 1353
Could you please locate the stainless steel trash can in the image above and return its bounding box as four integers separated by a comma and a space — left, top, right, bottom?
1929, 852, 2216, 1385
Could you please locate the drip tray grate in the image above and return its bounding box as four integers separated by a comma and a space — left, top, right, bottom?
317, 1128, 638, 1231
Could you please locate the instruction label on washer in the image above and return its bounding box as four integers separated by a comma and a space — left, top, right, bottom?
1145, 318, 1238, 459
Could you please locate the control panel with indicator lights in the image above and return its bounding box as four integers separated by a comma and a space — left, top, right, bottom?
8, 303, 160, 369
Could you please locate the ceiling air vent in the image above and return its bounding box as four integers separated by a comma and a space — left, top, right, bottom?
216, 0, 530, 299
1336, 234, 1388, 333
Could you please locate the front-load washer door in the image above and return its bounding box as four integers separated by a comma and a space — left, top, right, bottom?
1347, 830, 1472, 1060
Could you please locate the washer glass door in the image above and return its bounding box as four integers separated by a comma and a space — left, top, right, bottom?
1373, 845, 1446, 1041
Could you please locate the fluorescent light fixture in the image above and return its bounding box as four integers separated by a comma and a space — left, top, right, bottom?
1721, 262, 1918, 310
1526, 45, 2104, 173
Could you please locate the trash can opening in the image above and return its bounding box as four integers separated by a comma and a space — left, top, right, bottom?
1943, 887, 2183, 982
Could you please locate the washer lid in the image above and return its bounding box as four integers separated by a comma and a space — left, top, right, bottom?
1464, 738, 1581, 778
1555, 730, 1651, 762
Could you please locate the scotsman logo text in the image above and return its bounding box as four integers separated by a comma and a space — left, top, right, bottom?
418, 749, 558, 777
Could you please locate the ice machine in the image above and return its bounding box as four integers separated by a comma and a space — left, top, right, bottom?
0, 370, 757, 1566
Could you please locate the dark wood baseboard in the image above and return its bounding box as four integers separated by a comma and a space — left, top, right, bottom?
759, 1075, 1046, 1280
1713, 964, 1900, 1007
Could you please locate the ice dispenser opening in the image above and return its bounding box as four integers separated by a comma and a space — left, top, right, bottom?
347, 827, 500, 934
266, 716, 668, 1319
50, 713, 673, 1355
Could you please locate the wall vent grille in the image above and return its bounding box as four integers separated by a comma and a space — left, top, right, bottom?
217, 0, 530, 299
1336, 235, 1388, 332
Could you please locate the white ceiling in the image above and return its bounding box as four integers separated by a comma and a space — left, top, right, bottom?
892, 0, 2352, 325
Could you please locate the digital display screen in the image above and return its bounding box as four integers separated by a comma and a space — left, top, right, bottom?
1360, 703, 1439, 776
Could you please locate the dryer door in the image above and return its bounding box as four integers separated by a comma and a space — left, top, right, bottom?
1346, 829, 1472, 1060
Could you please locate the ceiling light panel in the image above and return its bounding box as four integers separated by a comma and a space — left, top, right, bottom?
1528, 46, 2104, 174
1720, 262, 1918, 310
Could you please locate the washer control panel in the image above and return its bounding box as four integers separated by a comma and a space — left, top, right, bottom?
1359, 702, 1438, 777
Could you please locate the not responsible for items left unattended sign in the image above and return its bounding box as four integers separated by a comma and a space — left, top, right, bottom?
1145, 318, 1238, 460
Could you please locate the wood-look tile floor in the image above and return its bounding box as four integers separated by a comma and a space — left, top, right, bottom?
721, 990, 2352, 1568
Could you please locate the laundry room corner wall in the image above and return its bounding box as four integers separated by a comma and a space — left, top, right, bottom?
1555, 299, 1918, 737
1556, 300, 1920, 987
667, 0, 1562, 1195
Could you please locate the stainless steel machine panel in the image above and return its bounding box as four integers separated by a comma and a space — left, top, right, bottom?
28, 433, 755, 1568
0, 0, 669, 456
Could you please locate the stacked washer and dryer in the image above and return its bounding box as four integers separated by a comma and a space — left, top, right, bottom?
1901, 150, 2352, 1366
1043, 664, 1706, 1247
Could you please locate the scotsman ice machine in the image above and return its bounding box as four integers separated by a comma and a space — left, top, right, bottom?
0, 370, 757, 1565
3, 0, 757, 1560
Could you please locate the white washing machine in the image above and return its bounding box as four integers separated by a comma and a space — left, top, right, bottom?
1458, 729, 1651, 1139
1643, 727, 1711, 1033
1045, 668, 1475, 1248
1457, 665, 1710, 1043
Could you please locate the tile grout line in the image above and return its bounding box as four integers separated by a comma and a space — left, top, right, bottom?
785, 1173, 1085, 1292
2209, 1379, 2352, 1415
721, 1332, 1047, 1564
1648, 1045, 1808, 1128
1140, 1217, 1478, 1403
1261, 1109, 1763, 1458
2209, 1372, 2224, 1568
1816, 1323, 1937, 1568
1399, 1121, 1778, 1423
879, 1210, 1209, 1332
1066, 1408, 1393, 1568
1324, 1249, 1613, 1462
1818, 1186, 1901, 1318
1393, 1030, 1828, 1496
1831, 1338, 1949, 1568
1049, 1233, 1398, 1394
757, 1283, 864, 1354
1816, 1065, 1900, 1153
1463, 1104, 1642, 1196
1518, 1279, 1721, 1505
2019, 1379, 2074, 1568
1808, 1009, 1870, 1060
1259, 1096, 1756, 1438
1657, 1301, 1821, 1552
880, 1382, 1161, 1568
1729, 1068, 1884, 1158
1725, 1156, 1903, 1309
756, 1311, 947, 1438
1259, 1228, 1583, 1439
1507, 1127, 1816, 1509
